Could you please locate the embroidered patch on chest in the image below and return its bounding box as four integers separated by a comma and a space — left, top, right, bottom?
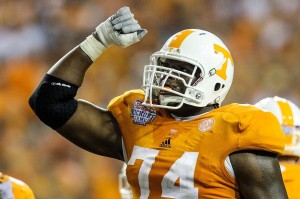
130, 99, 157, 125
198, 118, 215, 132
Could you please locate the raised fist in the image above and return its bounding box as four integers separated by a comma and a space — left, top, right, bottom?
95, 6, 147, 48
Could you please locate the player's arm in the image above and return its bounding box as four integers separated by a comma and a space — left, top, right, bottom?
28, 7, 147, 160
230, 150, 288, 199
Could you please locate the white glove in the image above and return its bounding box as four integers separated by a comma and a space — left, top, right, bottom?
96, 6, 148, 48
80, 6, 147, 61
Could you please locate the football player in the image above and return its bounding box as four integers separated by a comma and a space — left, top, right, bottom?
0, 172, 35, 199
28, 6, 288, 198
255, 96, 300, 199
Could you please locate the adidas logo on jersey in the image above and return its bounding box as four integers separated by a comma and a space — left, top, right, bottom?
160, 138, 171, 148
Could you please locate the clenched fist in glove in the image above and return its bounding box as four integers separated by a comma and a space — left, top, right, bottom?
80, 6, 147, 61
97, 6, 147, 48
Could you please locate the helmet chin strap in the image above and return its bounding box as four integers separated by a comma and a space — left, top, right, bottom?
159, 95, 183, 106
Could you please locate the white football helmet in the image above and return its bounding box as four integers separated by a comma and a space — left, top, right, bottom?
119, 164, 132, 199
255, 96, 300, 157
142, 29, 234, 109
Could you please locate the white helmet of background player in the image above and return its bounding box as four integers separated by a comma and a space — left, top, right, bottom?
119, 164, 132, 199
255, 96, 300, 157
142, 29, 234, 109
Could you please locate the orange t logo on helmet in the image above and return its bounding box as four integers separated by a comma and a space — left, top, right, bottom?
214, 44, 234, 80
168, 29, 234, 81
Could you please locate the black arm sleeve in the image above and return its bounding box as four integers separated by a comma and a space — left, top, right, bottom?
28, 74, 78, 130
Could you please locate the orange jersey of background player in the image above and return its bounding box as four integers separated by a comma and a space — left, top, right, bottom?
281, 163, 300, 199
255, 96, 300, 199
0, 172, 35, 199
108, 90, 285, 199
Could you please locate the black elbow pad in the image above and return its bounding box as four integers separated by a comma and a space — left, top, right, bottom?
29, 74, 78, 130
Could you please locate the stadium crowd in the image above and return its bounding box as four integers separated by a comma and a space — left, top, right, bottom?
0, 0, 300, 198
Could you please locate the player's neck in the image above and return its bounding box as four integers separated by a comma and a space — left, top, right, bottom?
167, 104, 216, 118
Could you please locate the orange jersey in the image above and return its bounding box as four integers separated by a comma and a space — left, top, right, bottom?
0, 173, 35, 199
108, 90, 285, 199
280, 163, 300, 199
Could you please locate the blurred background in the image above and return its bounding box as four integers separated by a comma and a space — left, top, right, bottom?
0, 0, 300, 198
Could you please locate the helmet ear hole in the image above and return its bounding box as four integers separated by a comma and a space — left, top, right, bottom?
214, 83, 221, 91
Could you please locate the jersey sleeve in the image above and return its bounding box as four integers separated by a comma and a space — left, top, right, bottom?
107, 89, 145, 135
107, 90, 148, 161
238, 106, 285, 154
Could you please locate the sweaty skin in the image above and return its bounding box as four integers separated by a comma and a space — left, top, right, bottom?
48, 47, 123, 159
230, 151, 287, 198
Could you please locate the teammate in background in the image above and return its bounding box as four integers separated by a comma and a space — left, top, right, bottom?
119, 163, 132, 199
255, 96, 300, 199
28, 6, 288, 198
0, 172, 35, 199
